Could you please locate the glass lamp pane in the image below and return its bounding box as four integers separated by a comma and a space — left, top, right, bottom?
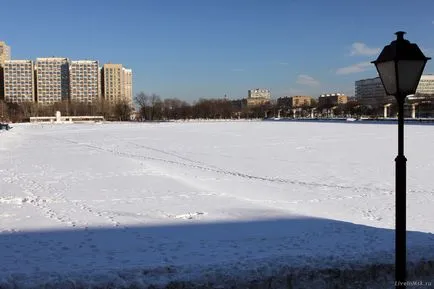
397, 60, 426, 96
376, 61, 397, 95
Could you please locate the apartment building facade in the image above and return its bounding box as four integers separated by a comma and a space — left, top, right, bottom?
102, 64, 133, 106
3, 60, 35, 103
290, 96, 312, 108
416, 74, 434, 96
35, 57, 70, 104
69, 60, 99, 103
277, 96, 313, 108
246, 88, 271, 107
0, 41, 11, 100
248, 88, 271, 99
123, 68, 133, 106
102, 63, 123, 104
0, 41, 10, 67
355, 77, 392, 108
318, 93, 348, 107
355, 75, 434, 108
1, 40, 134, 107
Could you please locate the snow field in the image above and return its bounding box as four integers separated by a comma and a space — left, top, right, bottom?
0, 121, 433, 288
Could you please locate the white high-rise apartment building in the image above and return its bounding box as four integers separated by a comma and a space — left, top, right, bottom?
69, 60, 99, 103
0, 41, 11, 100
248, 88, 271, 99
35, 57, 69, 104
416, 74, 434, 95
0, 41, 10, 67
246, 88, 271, 107
102, 63, 122, 104
3, 60, 35, 103
123, 68, 133, 106
102, 64, 133, 106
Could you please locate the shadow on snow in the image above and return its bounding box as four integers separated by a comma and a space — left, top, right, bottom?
1, 216, 433, 288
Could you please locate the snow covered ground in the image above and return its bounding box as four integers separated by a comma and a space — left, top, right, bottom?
0, 121, 433, 288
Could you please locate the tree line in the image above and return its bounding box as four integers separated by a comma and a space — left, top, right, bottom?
133, 92, 307, 120
133, 92, 434, 121
1, 92, 433, 123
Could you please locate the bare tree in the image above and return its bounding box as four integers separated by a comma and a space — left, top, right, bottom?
20, 102, 38, 118
0, 100, 8, 122
134, 92, 150, 120
163, 98, 181, 119
134, 92, 163, 121
6, 102, 24, 122
114, 100, 132, 121
150, 94, 162, 120
134, 92, 149, 110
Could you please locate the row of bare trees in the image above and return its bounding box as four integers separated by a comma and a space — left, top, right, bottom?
134, 93, 434, 120
0, 99, 132, 123
2, 92, 433, 123
134, 92, 237, 120
132, 92, 389, 121
133, 92, 283, 121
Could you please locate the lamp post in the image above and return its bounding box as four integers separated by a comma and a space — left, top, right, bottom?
372, 31, 430, 287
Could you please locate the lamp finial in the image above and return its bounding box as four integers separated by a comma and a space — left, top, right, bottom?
395, 31, 406, 41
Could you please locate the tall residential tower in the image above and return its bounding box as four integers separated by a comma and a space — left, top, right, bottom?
0, 41, 11, 100
102, 63, 122, 104
69, 60, 99, 103
102, 63, 133, 106
35, 57, 69, 104
0, 41, 10, 66
123, 68, 133, 107
3, 60, 35, 103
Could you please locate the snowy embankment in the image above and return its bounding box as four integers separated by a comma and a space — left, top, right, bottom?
0, 122, 433, 288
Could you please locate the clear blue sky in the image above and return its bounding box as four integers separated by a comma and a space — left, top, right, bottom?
2, 0, 434, 101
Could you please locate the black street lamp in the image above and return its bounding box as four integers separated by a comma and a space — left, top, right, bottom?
372, 31, 430, 287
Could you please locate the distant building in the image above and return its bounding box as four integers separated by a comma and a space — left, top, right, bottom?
318, 93, 348, 107
247, 97, 270, 107
276, 97, 291, 108
248, 88, 271, 99
416, 74, 434, 96
102, 63, 133, 106
277, 96, 313, 108
0, 41, 11, 100
0, 41, 10, 67
1, 40, 135, 107
355, 77, 392, 108
102, 64, 121, 104
292, 96, 312, 108
292, 96, 312, 107
0, 68, 3, 101
355, 75, 434, 108
122, 68, 133, 107
69, 60, 99, 103
246, 88, 271, 107
35, 57, 70, 104
3, 60, 35, 103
